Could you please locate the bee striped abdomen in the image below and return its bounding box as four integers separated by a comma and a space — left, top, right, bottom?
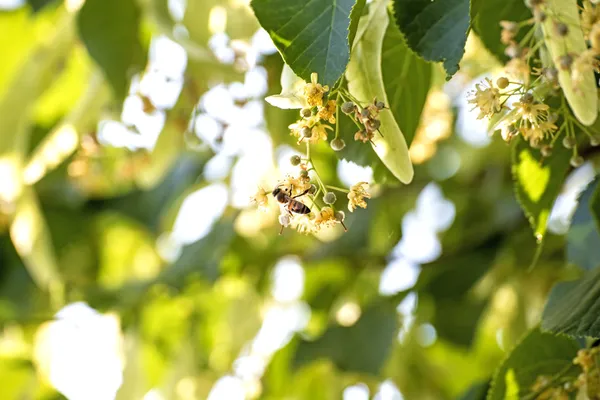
289, 201, 310, 214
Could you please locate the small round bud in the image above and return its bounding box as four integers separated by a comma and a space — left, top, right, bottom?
570, 155, 584, 167
554, 22, 569, 37
301, 127, 312, 138
365, 119, 381, 132
562, 136, 576, 149
375, 101, 385, 110
497, 77, 509, 89
330, 138, 346, 151
500, 20, 518, 34
308, 184, 317, 194
290, 155, 301, 166
334, 211, 345, 222
300, 108, 312, 118
360, 108, 370, 118
520, 93, 534, 104
299, 170, 309, 178
591, 137, 600, 146
548, 112, 559, 124
543, 67, 559, 83
505, 44, 521, 58
541, 145, 552, 157
533, 8, 546, 23
279, 214, 290, 227
558, 54, 573, 70
341, 102, 355, 114
323, 192, 337, 204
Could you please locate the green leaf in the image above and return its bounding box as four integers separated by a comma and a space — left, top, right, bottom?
511, 138, 570, 241
487, 328, 579, 400
457, 381, 489, 400
382, 12, 431, 146
471, 0, 530, 62
11, 188, 62, 293
346, 0, 413, 184
418, 244, 497, 347
541, 266, 600, 338
77, 0, 145, 100
568, 179, 600, 271
348, 0, 367, 49
251, 0, 356, 87
293, 300, 398, 375
392, 0, 470, 79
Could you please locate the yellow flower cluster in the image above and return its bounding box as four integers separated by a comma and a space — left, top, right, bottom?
286, 73, 337, 145
348, 182, 371, 212
257, 70, 375, 236
467, 78, 502, 120
304, 73, 329, 107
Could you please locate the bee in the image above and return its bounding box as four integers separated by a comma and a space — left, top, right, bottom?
272, 186, 311, 214
272, 186, 311, 234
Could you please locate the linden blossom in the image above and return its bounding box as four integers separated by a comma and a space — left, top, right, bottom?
258, 67, 373, 235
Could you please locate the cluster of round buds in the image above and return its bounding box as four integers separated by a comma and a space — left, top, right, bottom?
499, 19, 531, 83
341, 98, 385, 144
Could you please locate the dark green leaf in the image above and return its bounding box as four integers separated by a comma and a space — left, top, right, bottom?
457, 380, 489, 400
542, 266, 600, 338
392, 0, 470, 79
568, 179, 600, 271
418, 242, 497, 346
348, 0, 367, 49
471, 0, 530, 62
432, 299, 487, 347
251, 0, 356, 86
26, 0, 58, 13
382, 12, 431, 146
488, 328, 579, 400
512, 137, 570, 240
293, 300, 397, 375
77, 0, 146, 99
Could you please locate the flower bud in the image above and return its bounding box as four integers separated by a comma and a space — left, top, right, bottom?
570, 155, 584, 167
299, 170, 309, 178
533, 8, 546, 23
558, 54, 573, 70
300, 108, 312, 118
554, 22, 569, 37
341, 102, 355, 114
360, 108, 370, 118
309, 184, 317, 194
375, 101, 385, 110
290, 155, 301, 166
323, 192, 337, 204
301, 127, 312, 138
520, 93, 534, 104
330, 138, 346, 151
591, 137, 600, 146
497, 77, 509, 89
541, 145, 552, 157
505, 43, 521, 58
562, 136, 576, 149
334, 211, 345, 221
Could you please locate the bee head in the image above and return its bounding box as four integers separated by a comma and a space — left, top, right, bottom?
272, 186, 290, 197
